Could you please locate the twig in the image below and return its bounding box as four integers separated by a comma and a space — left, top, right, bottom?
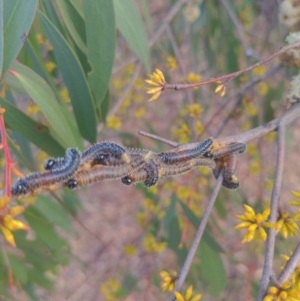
138, 102, 300, 148
277, 241, 300, 285
169, 170, 224, 301
213, 64, 282, 137
0, 108, 13, 197
138, 131, 180, 147
257, 124, 286, 301
163, 41, 300, 91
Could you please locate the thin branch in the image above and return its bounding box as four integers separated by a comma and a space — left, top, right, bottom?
257, 124, 286, 301
138, 130, 180, 147
169, 170, 224, 301
277, 241, 300, 285
0, 108, 13, 197
162, 41, 300, 91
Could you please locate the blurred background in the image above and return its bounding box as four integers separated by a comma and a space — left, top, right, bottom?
1, 0, 300, 300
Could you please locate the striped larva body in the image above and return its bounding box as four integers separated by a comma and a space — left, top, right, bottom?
45, 142, 127, 172
122, 157, 216, 186
158, 138, 213, 165
204, 142, 246, 159
66, 156, 145, 189
11, 148, 81, 197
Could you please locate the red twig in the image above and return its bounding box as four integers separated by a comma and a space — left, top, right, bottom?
0, 108, 14, 197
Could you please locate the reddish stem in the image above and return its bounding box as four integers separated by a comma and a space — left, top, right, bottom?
0, 108, 13, 197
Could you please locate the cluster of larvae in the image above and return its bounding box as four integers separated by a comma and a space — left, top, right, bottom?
11, 138, 246, 198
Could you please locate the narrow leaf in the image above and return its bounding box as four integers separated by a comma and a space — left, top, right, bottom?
39, 11, 97, 143
0, 97, 65, 157
113, 0, 150, 71
10, 62, 79, 148
83, 0, 115, 107
56, 0, 87, 54
1, 0, 38, 81
199, 242, 227, 296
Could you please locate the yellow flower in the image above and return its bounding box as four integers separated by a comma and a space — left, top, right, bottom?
214, 82, 226, 97
26, 102, 40, 115
160, 270, 178, 292
275, 212, 299, 238
106, 115, 122, 130
143, 233, 167, 253
174, 123, 191, 143
176, 186, 191, 201
145, 69, 166, 102
257, 82, 269, 96
253, 66, 267, 76
0, 196, 29, 247
136, 211, 147, 226
263, 282, 300, 301
289, 191, 300, 207
134, 77, 144, 90
45, 61, 56, 73
235, 205, 272, 243
247, 143, 257, 156
174, 285, 202, 301
36, 33, 45, 44
244, 103, 258, 116
100, 278, 121, 301
195, 120, 204, 136
124, 244, 137, 256
187, 72, 201, 83
264, 132, 277, 142
60, 87, 70, 103
249, 159, 260, 175
167, 56, 178, 71
187, 103, 203, 118
134, 107, 146, 118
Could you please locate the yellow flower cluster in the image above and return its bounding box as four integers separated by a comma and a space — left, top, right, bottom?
143, 233, 167, 253
160, 270, 178, 292
145, 69, 166, 102
100, 278, 121, 301
0, 196, 29, 247
187, 103, 203, 118
264, 282, 300, 301
281, 254, 300, 290
174, 285, 202, 301
174, 123, 191, 143
106, 115, 122, 130
167, 56, 178, 71
235, 205, 272, 243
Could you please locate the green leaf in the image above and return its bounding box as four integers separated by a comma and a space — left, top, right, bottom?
178, 198, 224, 253
100, 90, 110, 122
34, 195, 73, 234
8, 255, 28, 284
163, 194, 177, 230
39, 10, 97, 143
0, 97, 65, 157
1, 0, 38, 81
199, 242, 227, 297
83, 0, 115, 107
56, 0, 87, 54
24, 206, 66, 250
9, 62, 80, 148
0, 1, 3, 76
113, 0, 150, 71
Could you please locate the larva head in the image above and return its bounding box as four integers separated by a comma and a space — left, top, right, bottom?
67, 179, 78, 189
223, 174, 239, 189
11, 179, 30, 196
202, 151, 214, 159
44, 159, 56, 170
122, 176, 133, 185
